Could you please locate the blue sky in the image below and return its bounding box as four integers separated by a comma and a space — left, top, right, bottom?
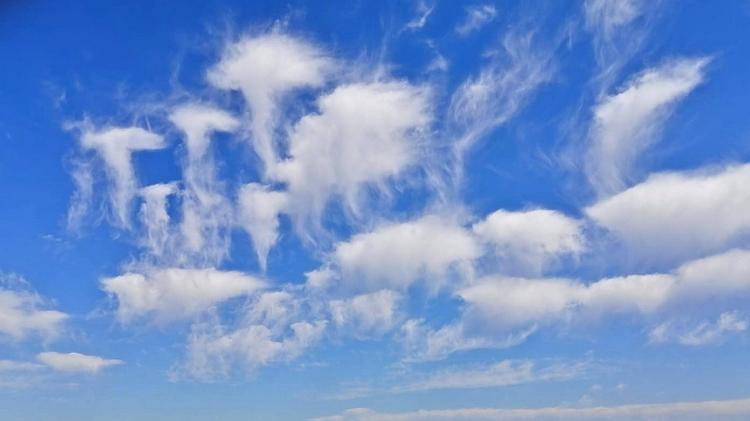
2, 0, 750, 420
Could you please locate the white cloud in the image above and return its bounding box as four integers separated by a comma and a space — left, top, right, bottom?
101, 268, 265, 324
395, 359, 586, 393
473, 209, 584, 275
76, 125, 167, 227
0, 277, 67, 341
585, 57, 709, 196
329, 290, 402, 338
650, 311, 748, 346
449, 31, 553, 162
237, 183, 288, 271
273, 81, 432, 231
170, 104, 239, 266
139, 182, 178, 257
586, 164, 750, 265
405, 0, 434, 31
181, 315, 326, 381
208, 32, 332, 175
37, 352, 122, 374
455, 5, 497, 36
329, 215, 480, 293
403, 248, 750, 359
311, 397, 750, 421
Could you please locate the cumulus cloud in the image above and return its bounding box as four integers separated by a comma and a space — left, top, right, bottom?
650, 312, 748, 346
75, 125, 167, 227
237, 183, 288, 271
37, 352, 122, 374
328, 215, 480, 293
403, 248, 750, 359
473, 209, 584, 275
585, 57, 709, 196
273, 81, 432, 231
101, 268, 265, 324
586, 164, 750, 265
329, 290, 402, 338
208, 32, 332, 175
0, 277, 67, 341
455, 5, 497, 36
311, 397, 750, 421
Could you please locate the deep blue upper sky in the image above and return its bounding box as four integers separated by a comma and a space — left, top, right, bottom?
1, 1, 750, 420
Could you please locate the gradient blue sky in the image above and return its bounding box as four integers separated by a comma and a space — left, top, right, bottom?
2, 1, 750, 420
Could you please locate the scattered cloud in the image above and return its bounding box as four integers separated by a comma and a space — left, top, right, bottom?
0, 276, 68, 341
587, 163, 750, 266
37, 352, 122, 374
329, 290, 402, 338
585, 57, 709, 196
455, 5, 498, 37
311, 397, 750, 420
650, 311, 748, 346
101, 268, 265, 324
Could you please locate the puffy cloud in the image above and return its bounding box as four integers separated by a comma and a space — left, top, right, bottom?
330, 215, 480, 293
455, 5, 497, 36
101, 268, 265, 324
586, 164, 750, 265
329, 290, 402, 338
170, 104, 239, 266
649, 311, 748, 346
0, 278, 67, 341
311, 397, 750, 421
37, 352, 122, 374
404, 249, 750, 359
274, 81, 432, 230
237, 183, 288, 271
76, 125, 167, 227
473, 209, 584, 275
585, 58, 709, 195
208, 32, 332, 175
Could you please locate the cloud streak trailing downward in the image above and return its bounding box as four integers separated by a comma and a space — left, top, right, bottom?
585, 57, 709, 196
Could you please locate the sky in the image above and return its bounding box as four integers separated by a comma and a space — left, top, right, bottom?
1, 0, 750, 420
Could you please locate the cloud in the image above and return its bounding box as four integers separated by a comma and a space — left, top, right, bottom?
404, 1, 434, 31
585, 57, 709, 196
329, 290, 402, 338
170, 103, 240, 266
273, 81, 432, 232
0, 276, 68, 341
650, 311, 748, 346
403, 248, 750, 359
394, 359, 587, 393
75, 125, 167, 227
328, 215, 480, 293
473, 209, 584, 275
139, 182, 178, 257
101, 268, 265, 324
586, 164, 750, 265
208, 32, 332, 175
37, 352, 122, 374
311, 397, 750, 421
179, 291, 326, 381
455, 5, 497, 36
237, 183, 288, 271
448, 31, 553, 162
